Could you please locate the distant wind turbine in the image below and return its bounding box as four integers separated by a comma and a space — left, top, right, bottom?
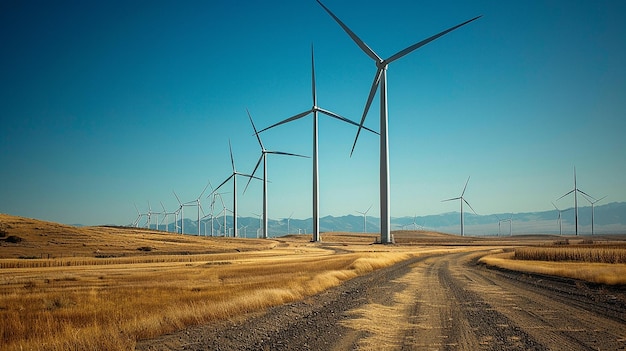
191, 181, 211, 236
132, 203, 145, 228
286, 212, 294, 235
316, 0, 481, 244
245, 109, 308, 239
442, 176, 477, 237
355, 204, 372, 233
209, 140, 262, 238
551, 202, 570, 236
173, 191, 195, 235
557, 167, 593, 236
582, 194, 606, 235
159, 201, 175, 233
257, 44, 378, 243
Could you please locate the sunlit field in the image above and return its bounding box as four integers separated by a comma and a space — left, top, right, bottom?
2, 214, 625, 350
480, 239, 626, 285
0, 215, 413, 350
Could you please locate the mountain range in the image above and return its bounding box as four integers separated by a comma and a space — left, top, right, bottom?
126, 202, 626, 237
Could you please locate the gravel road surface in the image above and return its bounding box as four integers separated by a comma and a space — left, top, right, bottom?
137, 250, 626, 350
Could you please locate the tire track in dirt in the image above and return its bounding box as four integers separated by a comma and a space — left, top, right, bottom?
456, 256, 626, 350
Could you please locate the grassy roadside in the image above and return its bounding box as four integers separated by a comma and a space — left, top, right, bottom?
0, 247, 410, 351
479, 250, 626, 285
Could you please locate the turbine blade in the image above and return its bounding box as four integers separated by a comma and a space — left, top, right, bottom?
577, 189, 594, 200
160, 201, 166, 212
243, 155, 263, 195
556, 189, 575, 201
464, 198, 477, 215
386, 16, 482, 65
247, 108, 264, 149
173, 191, 182, 205
266, 150, 309, 158
551, 201, 559, 211
351, 68, 383, 156
317, 108, 379, 135
228, 139, 235, 172
198, 181, 210, 199
315, 0, 381, 62
311, 43, 317, 107
212, 175, 234, 195
442, 196, 461, 202
461, 176, 470, 196
237, 173, 264, 182
256, 110, 312, 134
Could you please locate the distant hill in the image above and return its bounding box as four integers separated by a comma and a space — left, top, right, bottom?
136, 202, 626, 237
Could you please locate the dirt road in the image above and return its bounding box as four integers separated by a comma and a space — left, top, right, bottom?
137, 250, 626, 350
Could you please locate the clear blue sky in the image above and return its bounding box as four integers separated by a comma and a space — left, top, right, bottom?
1, 0, 625, 226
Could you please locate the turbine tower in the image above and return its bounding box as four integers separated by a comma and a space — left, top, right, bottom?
257, 44, 378, 243
557, 167, 593, 236
442, 176, 477, 237
316, 0, 481, 244
245, 109, 308, 239
209, 140, 261, 238
355, 204, 372, 233
582, 194, 606, 235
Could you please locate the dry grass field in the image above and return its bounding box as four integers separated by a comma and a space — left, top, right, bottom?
2, 214, 625, 350
0, 215, 412, 350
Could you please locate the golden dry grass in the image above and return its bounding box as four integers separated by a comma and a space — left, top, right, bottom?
480, 251, 626, 285
513, 246, 626, 264
0, 214, 412, 350
3, 214, 626, 350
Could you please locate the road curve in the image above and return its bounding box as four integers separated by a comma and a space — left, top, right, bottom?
137, 250, 626, 350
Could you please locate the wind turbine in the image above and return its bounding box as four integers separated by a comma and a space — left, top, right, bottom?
245, 109, 308, 239
316, 0, 481, 244
257, 44, 378, 243
557, 167, 593, 236
285, 212, 294, 235
173, 191, 195, 235
132, 203, 145, 228
252, 212, 262, 238
410, 214, 423, 231
442, 176, 477, 237
551, 202, 566, 236
209, 140, 261, 238
159, 201, 175, 233
145, 201, 153, 229
191, 181, 211, 236
582, 194, 606, 235
355, 204, 372, 233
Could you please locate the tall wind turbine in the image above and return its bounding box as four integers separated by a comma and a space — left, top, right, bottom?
209, 140, 261, 238
257, 44, 378, 243
442, 176, 477, 237
557, 167, 593, 236
316, 0, 481, 244
245, 109, 308, 239
355, 204, 372, 233
582, 194, 606, 235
